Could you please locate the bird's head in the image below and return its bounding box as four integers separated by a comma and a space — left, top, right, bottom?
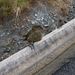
32, 25, 44, 31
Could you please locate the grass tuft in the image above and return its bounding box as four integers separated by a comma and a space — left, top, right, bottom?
0, 0, 30, 17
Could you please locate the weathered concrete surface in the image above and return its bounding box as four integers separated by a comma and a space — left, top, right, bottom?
52, 44, 75, 75
35, 42, 75, 75
0, 18, 75, 75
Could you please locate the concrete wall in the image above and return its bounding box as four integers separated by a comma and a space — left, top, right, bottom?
35, 41, 75, 75
0, 19, 75, 75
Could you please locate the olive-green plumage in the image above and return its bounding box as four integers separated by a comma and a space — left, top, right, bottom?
23, 25, 43, 44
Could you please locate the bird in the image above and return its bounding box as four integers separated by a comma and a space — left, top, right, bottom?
23, 25, 44, 49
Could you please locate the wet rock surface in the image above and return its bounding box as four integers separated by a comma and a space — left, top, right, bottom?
53, 58, 75, 75
0, 0, 75, 61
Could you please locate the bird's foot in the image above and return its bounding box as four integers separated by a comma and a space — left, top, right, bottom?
29, 44, 35, 51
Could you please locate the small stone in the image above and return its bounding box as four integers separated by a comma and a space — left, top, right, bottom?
22, 25, 25, 28
41, 17, 44, 20
42, 21, 44, 24
1, 32, 5, 37
1, 57, 4, 60
35, 14, 38, 17
44, 24, 49, 27
52, 19, 54, 23
7, 32, 10, 35
8, 47, 11, 50
28, 19, 30, 22
36, 18, 40, 21
31, 21, 35, 24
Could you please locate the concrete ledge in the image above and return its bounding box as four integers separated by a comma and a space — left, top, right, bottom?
0, 19, 75, 75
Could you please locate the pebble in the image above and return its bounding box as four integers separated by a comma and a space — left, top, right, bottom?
35, 13, 38, 17
31, 21, 35, 24
0, 32, 5, 37
52, 19, 55, 23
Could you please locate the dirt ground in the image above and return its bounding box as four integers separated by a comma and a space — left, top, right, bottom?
0, 0, 75, 61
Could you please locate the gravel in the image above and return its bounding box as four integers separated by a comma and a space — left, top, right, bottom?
0, 0, 75, 61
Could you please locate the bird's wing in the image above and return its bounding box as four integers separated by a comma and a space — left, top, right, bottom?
23, 30, 32, 40
27, 30, 42, 42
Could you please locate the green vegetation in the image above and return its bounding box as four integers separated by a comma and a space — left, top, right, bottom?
17, 0, 29, 8
0, 0, 29, 17
0, 0, 13, 17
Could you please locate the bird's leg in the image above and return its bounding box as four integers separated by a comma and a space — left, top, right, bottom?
29, 43, 35, 51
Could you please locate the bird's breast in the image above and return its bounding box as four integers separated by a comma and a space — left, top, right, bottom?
27, 30, 42, 43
